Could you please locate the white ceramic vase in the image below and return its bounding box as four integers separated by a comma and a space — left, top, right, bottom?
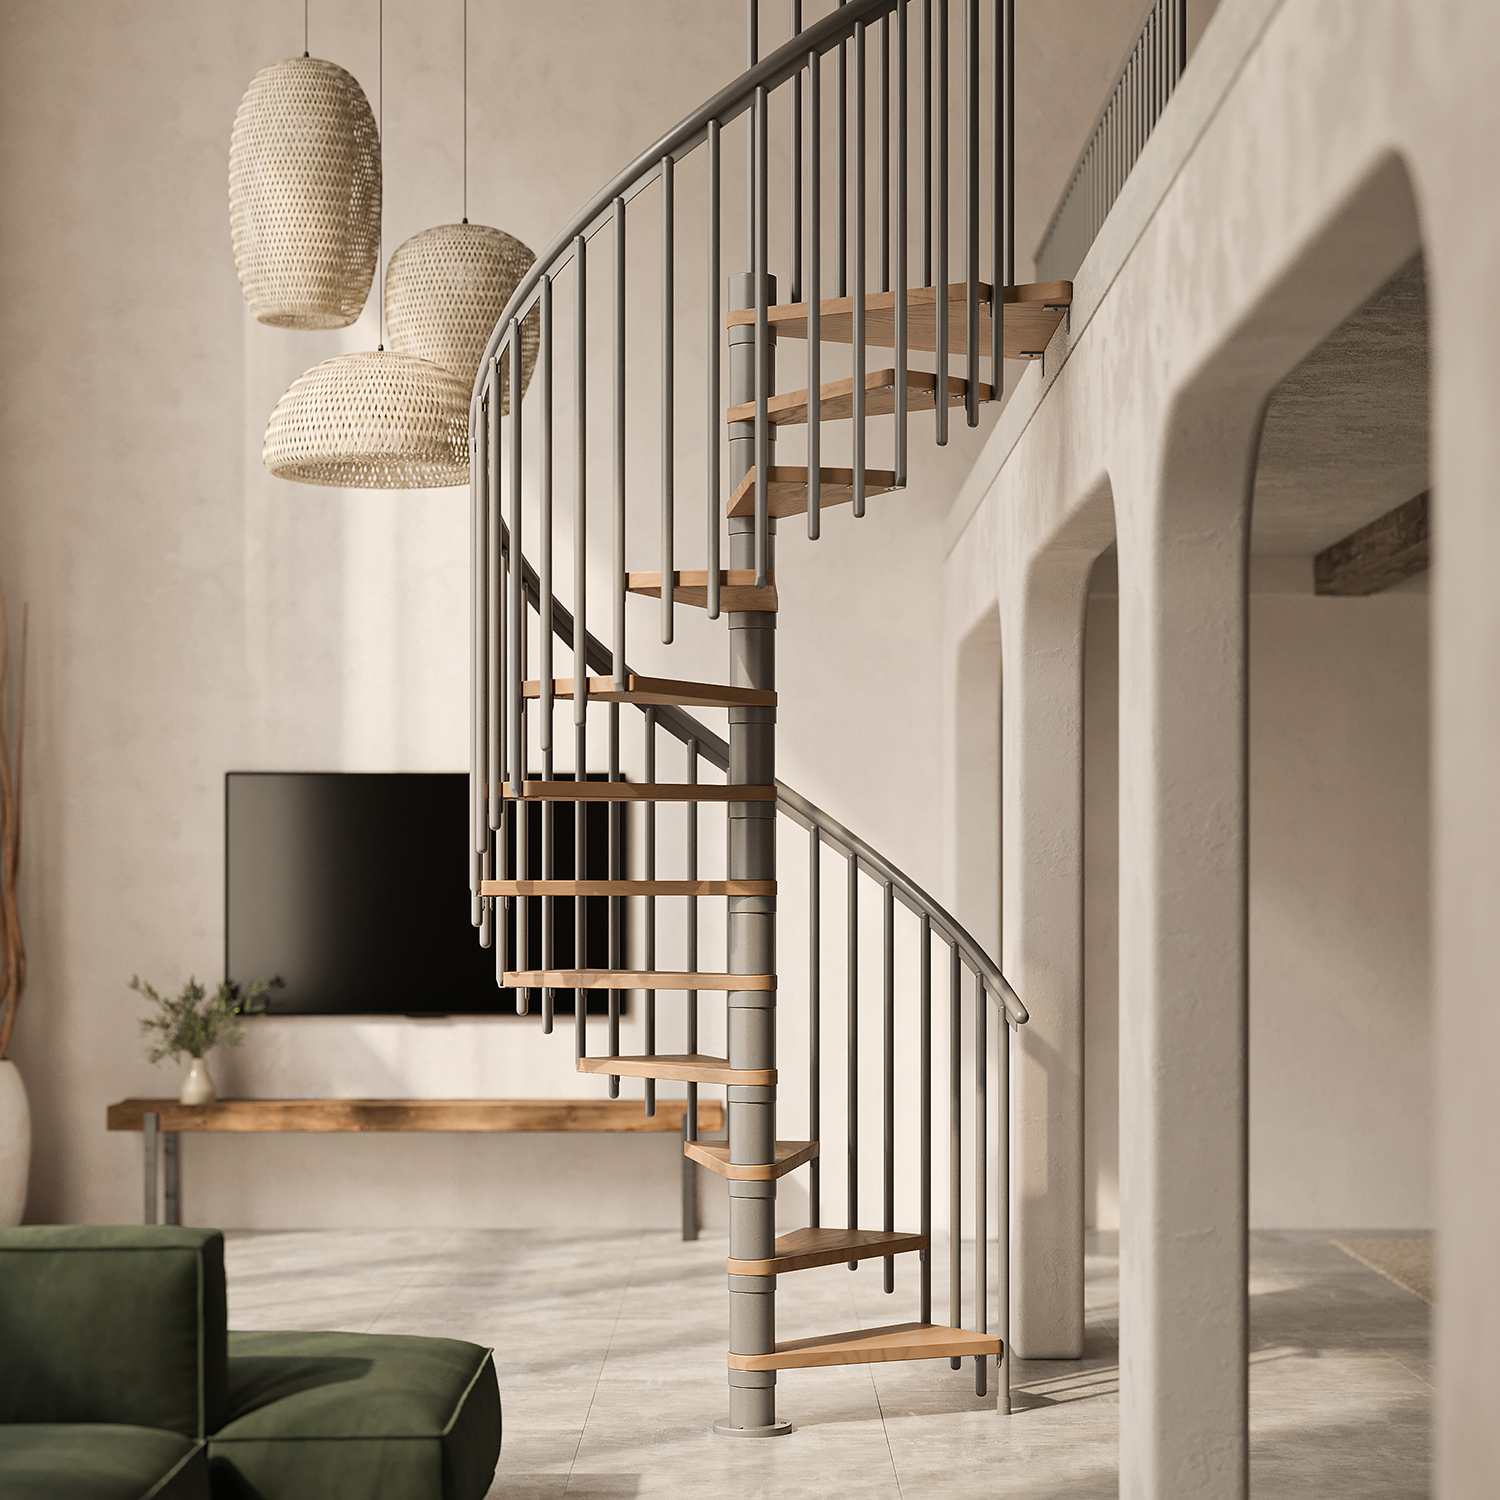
0, 1058, 31, 1226
179, 1056, 216, 1106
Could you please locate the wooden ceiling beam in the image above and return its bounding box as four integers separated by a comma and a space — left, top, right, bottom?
1314, 490, 1429, 596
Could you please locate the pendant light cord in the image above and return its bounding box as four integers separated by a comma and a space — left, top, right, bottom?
303, 0, 309, 56
462, 0, 468, 223
377, 0, 385, 349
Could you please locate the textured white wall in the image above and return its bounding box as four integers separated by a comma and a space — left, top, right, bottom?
1083, 564, 1431, 1232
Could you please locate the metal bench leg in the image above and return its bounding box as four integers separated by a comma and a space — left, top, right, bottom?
143, 1111, 158, 1225
164, 1132, 180, 1225
681, 1111, 699, 1241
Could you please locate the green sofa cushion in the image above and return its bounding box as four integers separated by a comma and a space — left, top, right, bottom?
0, 1227, 228, 1439
0, 1423, 210, 1500
209, 1331, 500, 1500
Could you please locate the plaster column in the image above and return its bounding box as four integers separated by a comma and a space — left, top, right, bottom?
1001, 549, 1096, 1360
1115, 427, 1253, 1499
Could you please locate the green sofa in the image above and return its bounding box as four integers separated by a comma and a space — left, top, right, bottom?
0, 1227, 501, 1500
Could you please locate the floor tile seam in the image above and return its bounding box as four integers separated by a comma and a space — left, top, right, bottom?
563, 1230, 648, 1495
1380, 1347, 1436, 1393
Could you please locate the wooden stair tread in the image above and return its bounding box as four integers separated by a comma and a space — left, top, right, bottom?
727, 1226, 926, 1276
627, 570, 778, 612
577, 1053, 776, 1086
482, 879, 775, 897
726, 280, 1072, 359
685, 1139, 819, 1181
728, 1321, 1002, 1371
508, 782, 775, 803
727, 466, 901, 520
726, 370, 993, 427
521, 674, 775, 708
508, 970, 775, 991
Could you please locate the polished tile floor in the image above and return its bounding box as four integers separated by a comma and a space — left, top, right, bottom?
224, 1227, 1429, 1498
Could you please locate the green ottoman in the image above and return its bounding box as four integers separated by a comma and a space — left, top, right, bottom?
209, 1331, 500, 1500
0, 1425, 209, 1500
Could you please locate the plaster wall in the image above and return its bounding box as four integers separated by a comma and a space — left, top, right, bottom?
0, 0, 1147, 1231
1083, 566, 1431, 1233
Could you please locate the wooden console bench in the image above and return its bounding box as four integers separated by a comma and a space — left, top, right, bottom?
106, 1097, 723, 1240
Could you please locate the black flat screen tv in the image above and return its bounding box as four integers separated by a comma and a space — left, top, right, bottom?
225, 772, 617, 1016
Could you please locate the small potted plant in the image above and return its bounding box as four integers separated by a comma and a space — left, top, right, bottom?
131, 976, 274, 1105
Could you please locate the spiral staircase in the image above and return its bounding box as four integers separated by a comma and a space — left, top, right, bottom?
467, 0, 1063, 1434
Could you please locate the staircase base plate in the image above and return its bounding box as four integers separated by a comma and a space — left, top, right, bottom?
712, 1418, 796, 1439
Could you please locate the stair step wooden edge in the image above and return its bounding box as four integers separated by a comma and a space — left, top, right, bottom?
726, 1226, 926, 1277
521, 674, 776, 708
726, 466, 901, 519
626, 570, 778, 612
684, 1139, 819, 1181
507, 970, 775, 991
728, 1321, 1002, 1372
577, 1053, 777, 1086
482, 879, 776, 898
507, 782, 775, 804
724, 279, 1072, 360
726, 370, 994, 427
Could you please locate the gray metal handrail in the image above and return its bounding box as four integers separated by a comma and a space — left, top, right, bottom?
1034, 0, 1186, 282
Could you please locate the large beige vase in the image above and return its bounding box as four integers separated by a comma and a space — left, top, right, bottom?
0, 1059, 30, 1225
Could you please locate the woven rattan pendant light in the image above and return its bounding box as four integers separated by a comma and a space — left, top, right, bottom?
229, 53, 381, 328
263, 0, 471, 489
386, 222, 536, 400
385, 0, 537, 405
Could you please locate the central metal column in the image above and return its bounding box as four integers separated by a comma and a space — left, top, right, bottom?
717, 271, 790, 1437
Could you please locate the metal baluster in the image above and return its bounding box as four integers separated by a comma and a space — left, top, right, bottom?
572, 235, 589, 1059
847, 850, 859, 1260
935, 0, 949, 445
746, 0, 758, 266
574, 236, 588, 730
879, 12, 889, 295
752, 86, 770, 588
576, 721, 588, 1061
685, 738, 699, 1137
613, 198, 627, 691
990, 0, 1002, 377
471, 387, 487, 877
707, 120, 722, 620
962, 0, 978, 426
919, 913, 932, 1323
1003, 0, 1014, 289
852, 20, 867, 517
949, 938, 961, 1363
516, 598, 530, 1015
607, 702, 621, 1094
490, 375, 505, 970
790, 0, 803, 303
975, 969, 987, 1396
541, 279, 556, 1034
837, 16, 848, 297
921, 0, 932, 288
509, 331, 528, 1014
507, 328, 524, 800
998, 990, 1012, 1413
809, 825, 821, 1226
895, 0, 908, 487
882, 879, 895, 1292
643, 708, 657, 1116
807, 51, 822, 538
661, 154, 675, 645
